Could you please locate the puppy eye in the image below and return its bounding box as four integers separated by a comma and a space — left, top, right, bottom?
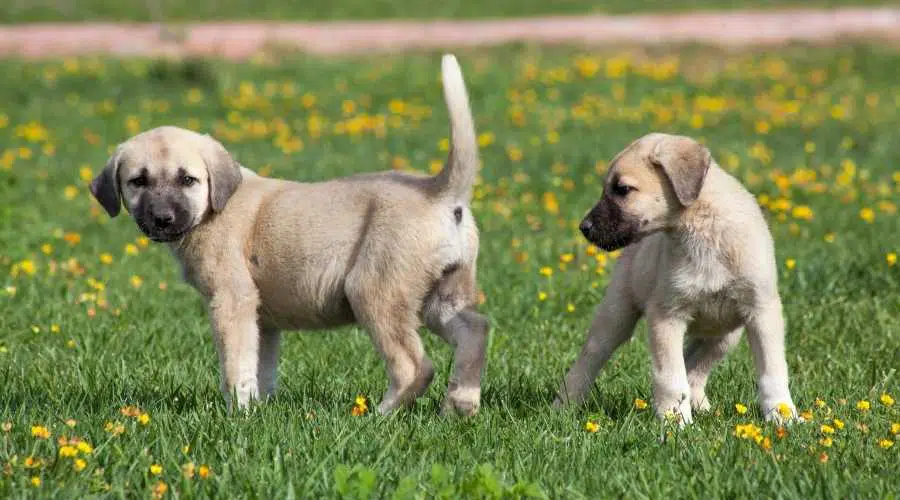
612, 183, 635, 197
128, 176, 148, 188
181, 175, 199, 187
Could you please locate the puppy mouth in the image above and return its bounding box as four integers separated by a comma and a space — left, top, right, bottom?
584, 230, 635, 252
137, 223, 191, 243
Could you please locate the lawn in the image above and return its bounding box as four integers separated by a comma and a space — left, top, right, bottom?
0, 44, 898, 498
1, 0, 896, 23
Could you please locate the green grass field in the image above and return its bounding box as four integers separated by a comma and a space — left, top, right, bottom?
0, 44, 898, 498
1, 0, 896, 23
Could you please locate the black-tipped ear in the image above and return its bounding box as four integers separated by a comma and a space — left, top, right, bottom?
90, 147, 123, 217
649, 135, 711, 207
201, 135, 242, 213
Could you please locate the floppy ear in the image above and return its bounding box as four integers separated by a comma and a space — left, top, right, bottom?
90, 146, 123, 217
649, 135, 711, 207
201, 135, 242, 213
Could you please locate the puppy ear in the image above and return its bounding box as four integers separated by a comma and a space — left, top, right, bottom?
90, 146, 123, 217
201, 135, 242, 213
650, 135, 711, 207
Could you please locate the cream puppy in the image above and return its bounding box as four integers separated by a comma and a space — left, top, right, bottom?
554, 133, 798, 425
90, 55, 488, 417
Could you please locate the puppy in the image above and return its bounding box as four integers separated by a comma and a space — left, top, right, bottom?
554, 133, 798, 425
89, 55, 489, 416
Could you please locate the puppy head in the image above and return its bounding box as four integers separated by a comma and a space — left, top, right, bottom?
580, 133, 711, 251
90, 126, 242, 242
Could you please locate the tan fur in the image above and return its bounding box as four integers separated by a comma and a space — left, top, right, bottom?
90, 55, 489, 416
555, 133, 798, 426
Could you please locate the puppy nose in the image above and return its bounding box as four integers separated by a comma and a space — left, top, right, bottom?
579, 219, 593, 237
154, 212, 175, 229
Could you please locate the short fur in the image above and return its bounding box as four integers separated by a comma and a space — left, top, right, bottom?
90, 54, 489, 416
554, 133, 798, 425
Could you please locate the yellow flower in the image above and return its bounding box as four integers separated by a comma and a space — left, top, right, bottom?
41, 243, 54, 255
859, 208, 875, 223
99, 253, 113, 265
734, 423, 763, 441
64, 232, 81, 245
634, 398, 648, 410
819, 437, 833, 447
800, 410, 814, 421
73, 459, 87, 472
791, 205, 814, 220
149, 464, 163, 475
539, 267, 553, 277
785, 259, 796, 270
59, 445, 78, 457
777, 403, 793, 420
137, 237, 150, 248
537, 291, 548, 301
1, 422, 11, 432
824, 233, 836, 243
183, 462, 196, 478
566, 303, 576, 313
878, 439, 893, 449
125, 243, 139, 255
198, 465, 211, 479
890, 422, 900, 435
138, 413, 150, 425
735, 403, 748, 415
79, 166, 93, 182
31, 425, 50, 439
51, 324, 60, 333
76, 441, 93, 454
31, 476, 41, 487
131, 276, 144, 289
153, 481, 168, 497
584, 420, 599, 433
856, 400, 871, 411
832, 418, 844, 430
818, 452, 829, 464
878, 393, 894, 406
104, 421, 125, 436
64, 185, 78, 200
888, 253, 897, 267
814, 398, 827, 408
542, 192, 559, 215
560, 253, 575, 264
820, 424, 835, 435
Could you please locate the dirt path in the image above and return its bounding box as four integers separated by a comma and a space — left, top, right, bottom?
1, 7, 899, 60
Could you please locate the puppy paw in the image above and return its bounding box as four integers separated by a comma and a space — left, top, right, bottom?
441, 386, 481, 417
763, 401, 800, 425
655, 395, 694, 427
690, 391, 712, 412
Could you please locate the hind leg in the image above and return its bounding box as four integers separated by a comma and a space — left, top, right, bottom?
424, 265, 489, 416
347, 281, 434, 415
684, 329, 742, 412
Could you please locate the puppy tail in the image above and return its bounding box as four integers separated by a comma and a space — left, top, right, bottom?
433, 54, 479, 201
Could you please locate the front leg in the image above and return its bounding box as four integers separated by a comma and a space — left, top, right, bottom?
209, 289, 262, 411
554, 294, 639, 407
745, 297, 797, 423
647, 310, 692, 426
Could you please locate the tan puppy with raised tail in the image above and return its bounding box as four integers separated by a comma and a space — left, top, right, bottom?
89, 55, 488, 417
554, 133, 798, 425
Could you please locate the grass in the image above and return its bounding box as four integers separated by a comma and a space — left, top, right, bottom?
1, 0, 897, 23
0, 44, 898, 498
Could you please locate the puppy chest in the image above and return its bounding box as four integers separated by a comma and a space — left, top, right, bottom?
687, 292, 746, 336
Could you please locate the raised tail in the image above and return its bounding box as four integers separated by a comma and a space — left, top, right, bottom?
433, 54, 478, 201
